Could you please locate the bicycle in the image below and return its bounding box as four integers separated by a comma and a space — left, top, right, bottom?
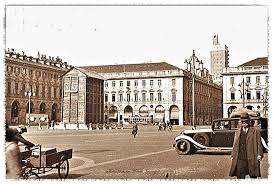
22, 158, 40, 179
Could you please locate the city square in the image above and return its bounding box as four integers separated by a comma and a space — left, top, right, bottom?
3, 4, 270, 181
21, 125, 268, 179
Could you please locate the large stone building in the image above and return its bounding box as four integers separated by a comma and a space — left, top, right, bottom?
183, 70, 223, 125
5, 49, 72, 126
61, 68, 104, 129
81, 62, 222, 126
210, 34, 229, 85
222, 57, 269, 118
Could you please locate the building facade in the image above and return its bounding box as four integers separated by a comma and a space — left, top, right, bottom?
61, 68, 104, 128
222, 57, 269, 118
5, 49, 72, 126
83, 62, 223, 126
210, 34, 229, 85
183, 71, 223, 125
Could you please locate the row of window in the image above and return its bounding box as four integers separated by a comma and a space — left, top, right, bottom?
230, 91, 268, 100
6, 81, 60, 99
7, 66, 60, 80
230, 76, 269, 85
105, 92, 177, 103
105, 79, 176, 88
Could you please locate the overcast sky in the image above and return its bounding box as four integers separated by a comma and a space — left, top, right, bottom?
5, 5, 268, 70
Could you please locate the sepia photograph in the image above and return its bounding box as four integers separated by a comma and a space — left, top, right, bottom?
1, 1, 271, 182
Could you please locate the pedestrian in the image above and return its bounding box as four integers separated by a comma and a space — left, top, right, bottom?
229, 112, 264, 179
5, 124, 23, 179
168, 121, 173, 131
51, 120, 55, 129
158, 122, 162, 131
132, 123, 138, 138
163, 121, 166, 131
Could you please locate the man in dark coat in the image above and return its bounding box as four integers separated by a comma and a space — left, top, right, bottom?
229, 112, 264, 179
132, 123, 138, 138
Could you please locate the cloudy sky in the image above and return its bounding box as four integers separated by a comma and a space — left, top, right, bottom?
5, 5, 268, 70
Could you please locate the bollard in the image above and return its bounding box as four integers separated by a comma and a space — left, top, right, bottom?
103, 124, 106, 130
96, 124, 99, 130
109, 126, 112, 130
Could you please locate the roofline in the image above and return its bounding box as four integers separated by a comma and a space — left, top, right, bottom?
238, 57, 268, 67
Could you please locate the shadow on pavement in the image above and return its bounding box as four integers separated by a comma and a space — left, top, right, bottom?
196, 151, 231, 155
39, 173, 89, 179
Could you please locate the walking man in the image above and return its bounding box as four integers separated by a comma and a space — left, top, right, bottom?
229, 112, 264, 179
132, 123, 138, 138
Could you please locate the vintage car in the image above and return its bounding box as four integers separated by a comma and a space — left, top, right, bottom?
173, 117, 268, 155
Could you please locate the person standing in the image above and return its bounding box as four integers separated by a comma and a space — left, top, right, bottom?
229, 112, 264, 179
6, 125, 23, 179
132, 123, 138, 138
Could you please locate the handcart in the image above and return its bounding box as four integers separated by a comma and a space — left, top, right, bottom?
21, 145, 72, 179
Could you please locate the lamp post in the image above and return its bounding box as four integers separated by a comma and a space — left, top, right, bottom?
238, 78, 249, 108
24, 90, 35, 127
184, 50, 201, 127
262, 87, 268, 117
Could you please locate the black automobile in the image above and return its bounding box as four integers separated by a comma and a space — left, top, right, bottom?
173, 117, 268, 155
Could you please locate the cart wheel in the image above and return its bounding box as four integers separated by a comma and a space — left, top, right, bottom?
58, 156, 69, 179
23, 171, 40, 179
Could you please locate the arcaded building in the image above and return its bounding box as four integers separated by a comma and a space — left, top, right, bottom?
82, 62, 223, 126
222, 57, 269, 118
61, 67, 104, 128
5, 49, 72, 126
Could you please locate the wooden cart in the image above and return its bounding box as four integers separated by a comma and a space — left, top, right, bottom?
21, 145, 72, 179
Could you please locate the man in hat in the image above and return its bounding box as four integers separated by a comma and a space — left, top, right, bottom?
5, 124, 23, 179
229, 112, 264, 179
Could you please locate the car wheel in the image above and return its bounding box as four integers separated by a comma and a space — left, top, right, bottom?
193, 133, 209, 146
175, 139, 191, 155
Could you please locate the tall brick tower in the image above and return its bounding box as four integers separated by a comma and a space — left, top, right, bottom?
210, 34, 229, 85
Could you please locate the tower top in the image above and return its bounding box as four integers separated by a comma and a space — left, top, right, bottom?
213, 34, 219, 45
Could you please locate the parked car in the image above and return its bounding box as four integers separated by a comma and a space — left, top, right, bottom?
173, 117, 268, 155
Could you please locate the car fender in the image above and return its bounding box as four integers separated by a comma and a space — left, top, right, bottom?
175, 135, 210, 149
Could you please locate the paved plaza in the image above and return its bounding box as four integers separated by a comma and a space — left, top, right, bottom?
22, 125, 268, 179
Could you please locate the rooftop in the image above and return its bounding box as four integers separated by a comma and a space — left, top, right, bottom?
79, 62, 181, 73
239, 57, 268, 67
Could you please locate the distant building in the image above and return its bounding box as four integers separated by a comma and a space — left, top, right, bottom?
82, 62, 222, 126
210, 34, 229, 85
5, 49, 72, 126
61, 68, 104, 129
222, 57, 269, 118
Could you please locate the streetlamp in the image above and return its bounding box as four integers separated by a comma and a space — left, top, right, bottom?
262, 87, 268, 117
24, 90, 35, 127
184, 50, 201, 127
238, 78, 249, 108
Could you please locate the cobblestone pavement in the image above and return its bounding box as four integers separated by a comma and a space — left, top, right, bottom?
22, 125, 269, 180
